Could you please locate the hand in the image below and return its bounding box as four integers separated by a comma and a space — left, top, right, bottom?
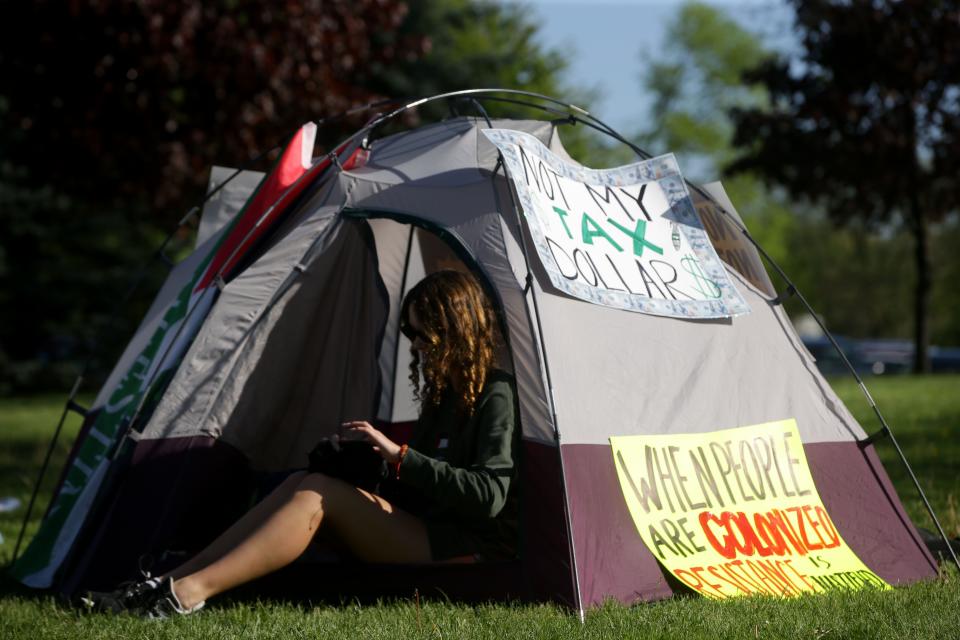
342, 421, 402, 464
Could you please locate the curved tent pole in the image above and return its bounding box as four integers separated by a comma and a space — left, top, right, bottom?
360, 88, 959, 575
17, 88, 954, 577
358, 88, 647, 166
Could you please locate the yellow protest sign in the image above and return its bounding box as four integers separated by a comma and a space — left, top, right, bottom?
610, 419, 890, 598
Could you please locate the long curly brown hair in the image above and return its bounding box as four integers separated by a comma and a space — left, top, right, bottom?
401, 270, 497, 416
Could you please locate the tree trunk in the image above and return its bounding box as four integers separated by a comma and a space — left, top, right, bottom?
910, 193, 932, 374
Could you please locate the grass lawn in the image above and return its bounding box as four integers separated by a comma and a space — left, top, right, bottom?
1, 377, 958, 639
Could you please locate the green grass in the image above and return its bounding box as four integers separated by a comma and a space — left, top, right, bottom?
832, 376, 960, 538
1, 379, 959, 639
0, 395, 88, 562
1, 583, 959, 640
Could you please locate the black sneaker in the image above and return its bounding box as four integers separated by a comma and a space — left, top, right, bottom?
80, 576, 165, 614
139, 577, 205, 619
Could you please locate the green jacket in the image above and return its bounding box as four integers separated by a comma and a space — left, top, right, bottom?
396, 370, 520, 559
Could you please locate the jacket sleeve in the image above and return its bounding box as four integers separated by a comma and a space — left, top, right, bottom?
398, 380, 516, 519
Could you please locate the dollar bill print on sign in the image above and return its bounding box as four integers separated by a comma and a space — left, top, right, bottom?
610, 420, 890, 598
482, 128, 749, 318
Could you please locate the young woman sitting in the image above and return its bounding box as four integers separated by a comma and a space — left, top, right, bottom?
85, 269, 520, 617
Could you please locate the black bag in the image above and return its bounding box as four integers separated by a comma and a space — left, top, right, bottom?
307, 438, 388, 492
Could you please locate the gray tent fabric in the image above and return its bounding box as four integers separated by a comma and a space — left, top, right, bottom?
141, 178, 345, 444
197, 167, 265, 247
533, 265, 866, 446
41, 116, 936, 610
93, 228, 228, 409
367, 217, 415, 422
218, 218, 388, 470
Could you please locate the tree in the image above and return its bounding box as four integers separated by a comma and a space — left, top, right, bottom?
367, 0, 626, 168
636, 3, 802, 292
1, 1, 428, 209
0, 0, 424, 391
0, 0, 580, 391
730, 0, 960, 372
371, 1, 566, 105
638, 1, 770, 176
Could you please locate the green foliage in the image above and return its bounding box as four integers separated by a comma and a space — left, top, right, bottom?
931, 219, 960, 345
636, 2, 797, 281
0, 0, 423, 392
0, 172, 171, 394
732, 0, 960, 228
638, 1, 770, 174
779, 218, 916, 339
730, 0, 960, 371
640, 1, 960, 348
0, 0, 590, 392
366, 1, 629, 168
372, 1, 567, 104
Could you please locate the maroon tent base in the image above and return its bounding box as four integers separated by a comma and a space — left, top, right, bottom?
57, 430, 937, 608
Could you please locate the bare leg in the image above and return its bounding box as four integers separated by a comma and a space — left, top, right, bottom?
166, 471, 308, 581
171, 472, 430, 609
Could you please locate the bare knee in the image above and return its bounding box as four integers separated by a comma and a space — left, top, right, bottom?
286, 474, 330, 532
294, 473, 358, 520
295, 472, 342, 500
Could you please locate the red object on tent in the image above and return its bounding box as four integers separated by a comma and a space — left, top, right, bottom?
195, 122, 319, 292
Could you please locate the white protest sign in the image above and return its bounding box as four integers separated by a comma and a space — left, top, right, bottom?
483, 128, 749, 318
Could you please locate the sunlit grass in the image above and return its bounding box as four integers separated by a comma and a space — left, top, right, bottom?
832, 375, 960, 538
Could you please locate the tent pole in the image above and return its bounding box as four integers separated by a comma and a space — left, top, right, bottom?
7, 376, 84, 569
468, 100, 585, 619
11, 137, 294, 583
495, 163, 586, 620
5, 197, 208, 573
438, 90, 960, 576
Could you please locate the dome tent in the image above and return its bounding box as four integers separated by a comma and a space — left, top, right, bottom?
11, 90, 941, 614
